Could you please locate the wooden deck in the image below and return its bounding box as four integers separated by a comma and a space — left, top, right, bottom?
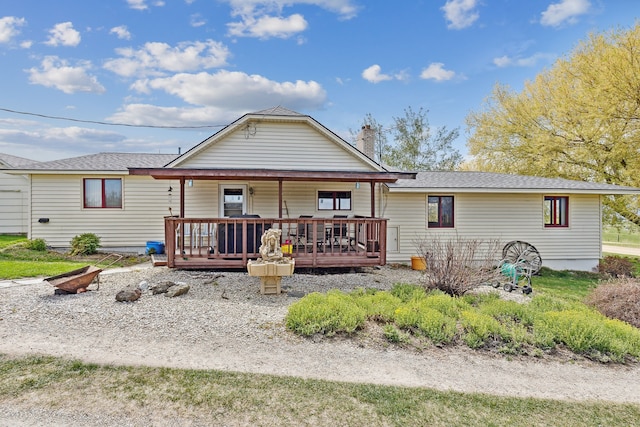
164, 217, 387, 269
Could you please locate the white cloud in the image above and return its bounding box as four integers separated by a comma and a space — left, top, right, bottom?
493, 53, 555, 68
0, 16, 26, 44
107, 104, 239, 127
20, 40, 33, 49
103, 40, 230, 78
225, 0, 358, 19
540, 0, 591, 27
441, 0, 479, 30
224, 0, 358, 39
361, 64, 393, 83
110, 25, 131, 40
126, 0, 165, 10
130, 70, 326, 109
228, 13, 307, 38
190, 13, 207, 27
27, 56, 105, 94
45, 22, 81, 47
420, 63, 456, 81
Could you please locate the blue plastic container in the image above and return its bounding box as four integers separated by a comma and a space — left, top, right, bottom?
146, 241, 165, 255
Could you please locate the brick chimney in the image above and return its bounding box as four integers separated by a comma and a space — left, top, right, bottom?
356, 124, 376, 160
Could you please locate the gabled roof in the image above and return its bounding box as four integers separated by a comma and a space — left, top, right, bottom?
166, 107, 385, 172
0, 153, 40, 168
387, 171, 640, 195
1, 153, 178, 174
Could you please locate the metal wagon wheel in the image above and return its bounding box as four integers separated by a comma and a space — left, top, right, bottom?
502, 240, 542, 275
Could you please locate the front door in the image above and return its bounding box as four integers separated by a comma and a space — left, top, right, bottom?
219, 185, 247, 217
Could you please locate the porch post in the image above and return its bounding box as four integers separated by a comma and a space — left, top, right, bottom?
179, 177, 186, 218
278, 178, 283, 218
370, 180, 375, 218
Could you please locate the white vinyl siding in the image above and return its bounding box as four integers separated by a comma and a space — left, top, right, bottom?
178, 122, 376, 171
30, 175, 180, 248
0, 172, 29, 234
384, 192, 602, 270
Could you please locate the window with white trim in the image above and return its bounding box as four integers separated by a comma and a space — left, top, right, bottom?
544, 196, 568, 227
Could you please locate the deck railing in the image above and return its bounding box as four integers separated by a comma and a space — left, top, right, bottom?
164, 216, 387, 269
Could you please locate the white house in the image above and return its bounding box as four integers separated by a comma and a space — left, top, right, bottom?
2, 107, 638, 271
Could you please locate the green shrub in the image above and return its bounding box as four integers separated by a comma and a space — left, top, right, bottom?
416, 309, 457, 345
390, 283, 426, 302
534, 310, 610, 356
422, 291, 470, 319
355, 291, 402, 322
479, 298, 535, 326
383, 324, 410, 344
460, 310, 506, 349
285, 290, 366, 336
69, 233, 101, 256
25, 238, 47, 251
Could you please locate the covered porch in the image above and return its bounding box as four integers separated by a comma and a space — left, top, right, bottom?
129, 168, 414, 269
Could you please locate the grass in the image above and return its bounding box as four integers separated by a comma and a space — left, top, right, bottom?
1, 354, 638, 426
0, 234, 148, 280
603, 230, 640, 247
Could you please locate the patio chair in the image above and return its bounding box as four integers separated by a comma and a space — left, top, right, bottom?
289, 215, 312, 248
331, 215, 349, 246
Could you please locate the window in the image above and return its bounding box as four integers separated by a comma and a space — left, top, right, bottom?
544, 196, 568, 227
428, 196, 454, 228
84, 178, 122, 208
222, 187, 244, 217
318, 191, 351, 211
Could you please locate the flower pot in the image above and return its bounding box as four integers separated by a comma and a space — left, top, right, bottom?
411, 256, 426, 271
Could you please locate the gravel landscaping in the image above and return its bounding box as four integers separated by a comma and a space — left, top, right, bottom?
1, 264, 640, 425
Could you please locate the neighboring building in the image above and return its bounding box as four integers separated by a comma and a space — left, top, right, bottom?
0, 153, 39, 235
2, 107, 638, 271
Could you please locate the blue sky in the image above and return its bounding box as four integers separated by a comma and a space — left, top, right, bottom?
0, 0, 637, 162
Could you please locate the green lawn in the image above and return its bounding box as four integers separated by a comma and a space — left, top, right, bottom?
1, 354, 638, 427
0, 235, 147, 280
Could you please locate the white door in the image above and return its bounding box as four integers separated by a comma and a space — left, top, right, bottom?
219, 185, 247, 217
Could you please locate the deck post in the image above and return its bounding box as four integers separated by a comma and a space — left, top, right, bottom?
370, 180, 375, 218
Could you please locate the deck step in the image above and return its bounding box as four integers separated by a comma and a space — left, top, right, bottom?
151, 254, 167, 266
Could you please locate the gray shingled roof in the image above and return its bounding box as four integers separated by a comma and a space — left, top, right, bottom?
387, 171, 640, 194
0, 153, 40, 168
250, 106, 305, 116
1, 153, 178, 171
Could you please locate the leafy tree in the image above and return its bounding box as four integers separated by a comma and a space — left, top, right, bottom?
352, 107, 461, 171
384, 107, 461, 171
466, 23, 640, 226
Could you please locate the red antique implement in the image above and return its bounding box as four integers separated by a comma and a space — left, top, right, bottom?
44, 254, 122, 294
45, 265, 103, 293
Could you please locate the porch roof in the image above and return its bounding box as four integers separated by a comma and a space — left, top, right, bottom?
128, 167, 415, 183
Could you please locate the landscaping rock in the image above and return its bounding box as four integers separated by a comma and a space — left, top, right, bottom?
115, 287, 141, 302
150, 281, 175, 295
165, 284, 190, 297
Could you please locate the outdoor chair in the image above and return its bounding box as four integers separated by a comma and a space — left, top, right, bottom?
289, 215, 312, 248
